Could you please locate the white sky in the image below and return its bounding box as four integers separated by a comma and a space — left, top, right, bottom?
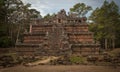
21, 0, 120, 17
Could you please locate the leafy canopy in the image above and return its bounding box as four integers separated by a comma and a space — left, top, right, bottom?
70, 3, 92, 17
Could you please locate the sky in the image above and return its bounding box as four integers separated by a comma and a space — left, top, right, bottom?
21, 0, 120, 17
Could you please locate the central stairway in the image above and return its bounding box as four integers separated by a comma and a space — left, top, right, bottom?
36, 24, 71, 56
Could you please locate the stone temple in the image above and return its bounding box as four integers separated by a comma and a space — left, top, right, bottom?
16, 9, 100, 56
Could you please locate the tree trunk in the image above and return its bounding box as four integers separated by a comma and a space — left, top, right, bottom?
112, 38, 115, 49
15, 24, 21, 45
105, 38, 108, 50
108, 39, 110, 49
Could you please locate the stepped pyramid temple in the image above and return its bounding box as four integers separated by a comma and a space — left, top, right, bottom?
16, 9, 100, 56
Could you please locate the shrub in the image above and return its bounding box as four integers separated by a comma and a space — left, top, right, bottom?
0, 36, 13, 48
70, 56, 87, 64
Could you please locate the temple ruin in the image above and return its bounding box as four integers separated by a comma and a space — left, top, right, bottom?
16, 9, 100, 56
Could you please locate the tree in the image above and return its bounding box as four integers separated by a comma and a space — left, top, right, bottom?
89, 1, 120, 49
0, 0, 12, 47
0, 0, 41, 47
29, 9, 41, 19
70, 3, 92, 17
44, 13, 51, 19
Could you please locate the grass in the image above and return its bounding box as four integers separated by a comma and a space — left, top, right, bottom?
69, 55, 87, 64
108, 48, 120, 57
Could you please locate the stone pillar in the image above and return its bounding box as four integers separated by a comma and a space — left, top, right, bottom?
29, 24, 32, 33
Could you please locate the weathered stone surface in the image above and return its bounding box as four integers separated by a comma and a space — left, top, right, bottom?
16, 9, 100, 56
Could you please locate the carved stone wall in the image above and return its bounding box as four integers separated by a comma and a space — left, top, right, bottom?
16, 9, 100, 56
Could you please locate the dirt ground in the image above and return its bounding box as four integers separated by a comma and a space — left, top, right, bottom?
0, 65, 120, 72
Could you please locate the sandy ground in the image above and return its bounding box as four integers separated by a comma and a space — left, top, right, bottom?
0, 65, 120, 72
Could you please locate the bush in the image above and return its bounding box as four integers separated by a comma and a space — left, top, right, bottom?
109, 48, 120, 57
70, 56, 87, 64
0, 36, 13, 48
0, 53, 20, 67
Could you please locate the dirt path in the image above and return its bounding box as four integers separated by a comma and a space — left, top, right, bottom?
25, 56, 59, 66
0, 65, 119, 72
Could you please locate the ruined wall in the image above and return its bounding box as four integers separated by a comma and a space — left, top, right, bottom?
16, 9, 100, 56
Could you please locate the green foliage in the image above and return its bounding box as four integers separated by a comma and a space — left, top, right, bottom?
44, 13, 51, 19
70, 3, 92, 17
89, 0, 120, 48
0, 53, 20, 66
109, 48, 120, 57
29, 9, 41, 18
70, 56, 86, 64
0, 36, 13, 48
0, 0, 41, 48
0, 25, 7, 36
